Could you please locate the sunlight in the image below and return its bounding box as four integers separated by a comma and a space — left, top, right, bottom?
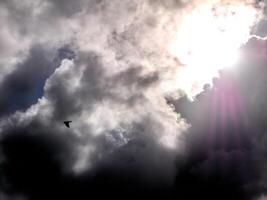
169, 1, 260, 97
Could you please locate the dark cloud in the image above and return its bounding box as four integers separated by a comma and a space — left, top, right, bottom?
0, 45, 73, 119
1, 1, 267, 200
0, 123, 76, 200
4, 52, 267, 200
0, 115, 177, 200
0, 46, 179, 199
167, 37, 267, 199
0, 45, 53, 118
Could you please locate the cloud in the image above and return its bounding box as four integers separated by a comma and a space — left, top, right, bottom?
166, 36, 267, 199
148, 0, 190, 9
0, 45, 187, 199
0, 0, 266, 200
0, 45, 68, 119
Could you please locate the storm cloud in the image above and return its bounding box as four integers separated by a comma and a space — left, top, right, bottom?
0, 0, 267, 200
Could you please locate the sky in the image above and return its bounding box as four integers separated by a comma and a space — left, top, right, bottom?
1, 0, 267, 199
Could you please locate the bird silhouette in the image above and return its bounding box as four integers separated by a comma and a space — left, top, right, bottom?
63, 121, 72, 128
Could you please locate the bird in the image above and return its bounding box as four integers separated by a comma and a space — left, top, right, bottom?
63, 121, 72, 128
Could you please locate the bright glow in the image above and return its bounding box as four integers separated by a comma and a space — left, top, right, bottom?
170, 2, 260, 97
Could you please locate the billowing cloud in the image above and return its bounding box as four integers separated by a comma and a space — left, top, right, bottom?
0, 0, 266, 200
0, 45, 74, 118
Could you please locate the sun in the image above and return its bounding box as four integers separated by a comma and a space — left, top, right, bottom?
169, 1, 260, 97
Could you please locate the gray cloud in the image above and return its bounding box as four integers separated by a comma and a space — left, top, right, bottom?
0, 44, 74, 119
0, 0, 266, 200
166, 36, 267, 199
0, 46, 184, 199
0, 45, 55, 118
148, 0, 190, 9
